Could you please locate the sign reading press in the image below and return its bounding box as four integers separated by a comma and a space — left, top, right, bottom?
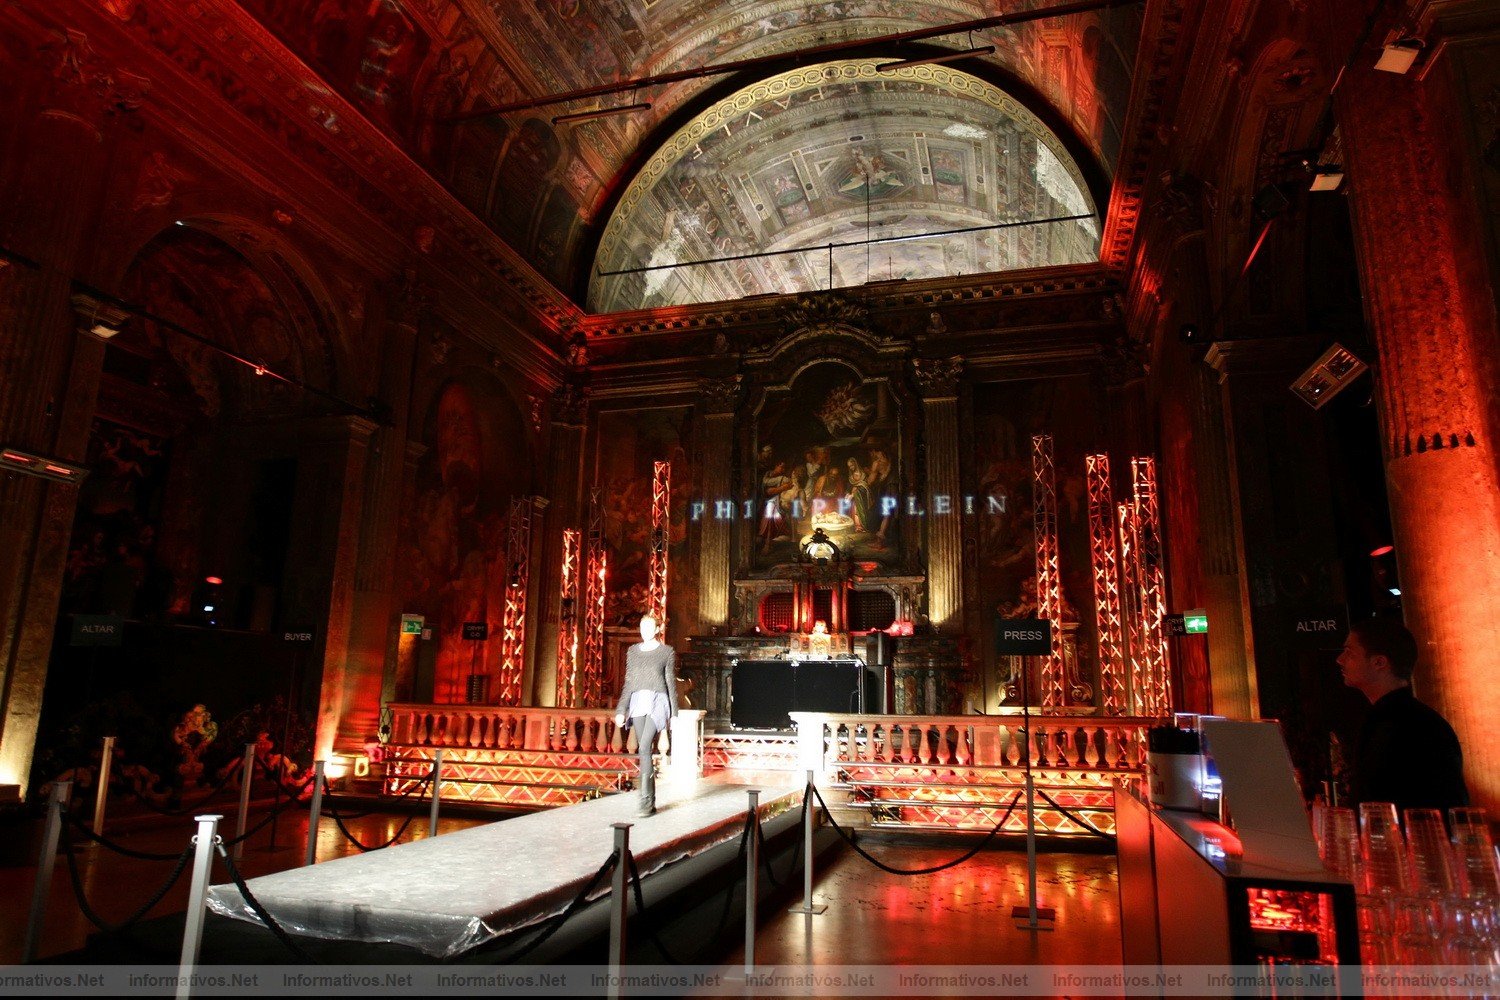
995, 617, 1053, 655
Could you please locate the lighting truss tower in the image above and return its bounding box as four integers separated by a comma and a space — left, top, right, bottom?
497, 497, 533, 706
554, 528, 581, 708
648, 460, 670, 628
1087, 455, 1128, 715
1118, 502, 1146, 716
580, 489, 609, 707
1131, 457, 1172, 717
1031, 434, 1066, 708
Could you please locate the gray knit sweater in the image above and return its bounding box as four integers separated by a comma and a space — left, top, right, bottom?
614, 643, 678, 721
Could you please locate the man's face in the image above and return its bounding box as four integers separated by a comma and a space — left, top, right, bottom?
1337, 632, 1382, 691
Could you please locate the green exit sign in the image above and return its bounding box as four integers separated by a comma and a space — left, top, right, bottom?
400, 614, 424, 635
1184, 609, 1208, 634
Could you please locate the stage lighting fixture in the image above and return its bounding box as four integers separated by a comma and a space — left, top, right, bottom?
1369, 544, 1394, 558
877, 45, 995, 72
0, 447, 87, 483
1290, 342, 1368, 409
1375, 38, 1422, 74
1309, 166, 1345, 192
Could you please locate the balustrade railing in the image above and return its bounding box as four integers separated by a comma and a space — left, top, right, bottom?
821, 714, 1156, 774
387, 703, 637, 755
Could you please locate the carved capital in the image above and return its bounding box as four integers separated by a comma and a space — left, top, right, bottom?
911, 356, 964, 398
552, 383, 588, 426
391, 268, 435, 328
70, 291, 131, 340
698, 374, 743, 415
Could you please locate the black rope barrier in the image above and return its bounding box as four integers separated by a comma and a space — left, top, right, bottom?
63, 810, 188, 862
757, 790, 807, 889
486, 850, 620, 964
319, 764, 435, 852
218, 800, 297, 848
810, 784, 1024, 875
217, 841, 320, 963
624, 851, 683, 965
59, 830, 193, 935
113, 758, 249, 816
1033, 788, 1116, 841
256, 758, 318, 799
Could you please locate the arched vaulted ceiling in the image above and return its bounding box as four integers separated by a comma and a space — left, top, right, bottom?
233, 0, 1141, 310
589, 60, 1101, 311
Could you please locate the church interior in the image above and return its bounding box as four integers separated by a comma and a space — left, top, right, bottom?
2, 0, 1499, 979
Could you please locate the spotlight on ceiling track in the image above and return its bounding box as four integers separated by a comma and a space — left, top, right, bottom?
1290, 342, 1368, 410
550, 102, 651, 125
1375, 38, 1422, 75
877, 45, 995, 72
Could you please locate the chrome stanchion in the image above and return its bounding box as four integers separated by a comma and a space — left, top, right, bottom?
303, 760, 325, 867
232, 743, 255, 861
22, 780, 70, 963
745, 789, 760, 973
607, 822, 631, 1000
92, 736, 115, 837
427, 749, 443, 839
176, 814, 222, 1000
790, 770, 826, 915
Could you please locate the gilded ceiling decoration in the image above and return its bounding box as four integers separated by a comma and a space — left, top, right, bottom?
231, 1, 1138, 308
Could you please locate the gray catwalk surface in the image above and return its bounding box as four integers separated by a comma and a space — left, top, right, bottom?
204, 780, 799, 958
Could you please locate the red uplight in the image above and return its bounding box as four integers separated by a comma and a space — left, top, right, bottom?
1369, 545, 1394, 557
204, 576, 223, 585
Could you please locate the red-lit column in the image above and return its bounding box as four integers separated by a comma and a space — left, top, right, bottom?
0, 31, 140, 797
531, 385, 587, 706
1338, 13, 1500, 812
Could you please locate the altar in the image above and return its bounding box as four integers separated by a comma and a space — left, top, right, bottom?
729, 656, 877, 729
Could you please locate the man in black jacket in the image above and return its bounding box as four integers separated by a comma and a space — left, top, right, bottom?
1337, 617, 1469, 813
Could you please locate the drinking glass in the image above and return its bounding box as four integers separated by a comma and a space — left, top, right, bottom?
1320, 807, 1358, 881
1403, 807, 1458, 896
1359, 801, 1407, 894
1450, 806, 1499, 898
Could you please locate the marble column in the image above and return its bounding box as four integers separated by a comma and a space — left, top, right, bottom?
1337, 8, 1500, 811
696, 375, 742, 633
911, 358, 964, 631
529, 384, 587, 707
0, 43, 142, 797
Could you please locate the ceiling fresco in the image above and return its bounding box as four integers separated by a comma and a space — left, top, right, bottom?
230, 1, 1139, 309
589, 60, 1100, 311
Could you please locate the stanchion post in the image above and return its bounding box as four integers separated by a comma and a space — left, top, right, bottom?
745, 789, 760, 974
607, 822, 631, 1000
22, 780, 70, 963
790, 770, 826, 915
92, 736, 115, 837
176, 814, 222, 1000
304, 760, 325, 867
232, 743, 255, 861
427, 749, 443, 839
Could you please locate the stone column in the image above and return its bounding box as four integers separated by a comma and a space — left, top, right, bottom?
696, 375, 741, 633
529, 384, 587, 707
386, 440, 428, 706
351, 276, 424, 746
911, 358, 964, 631
0, 39, 143, 798
307, 416, 377, 759
1205, 339, 1343, 726
1337, 11, 1500, 811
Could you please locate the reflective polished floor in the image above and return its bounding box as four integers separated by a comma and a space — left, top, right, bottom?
0, 801, 1122, 978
